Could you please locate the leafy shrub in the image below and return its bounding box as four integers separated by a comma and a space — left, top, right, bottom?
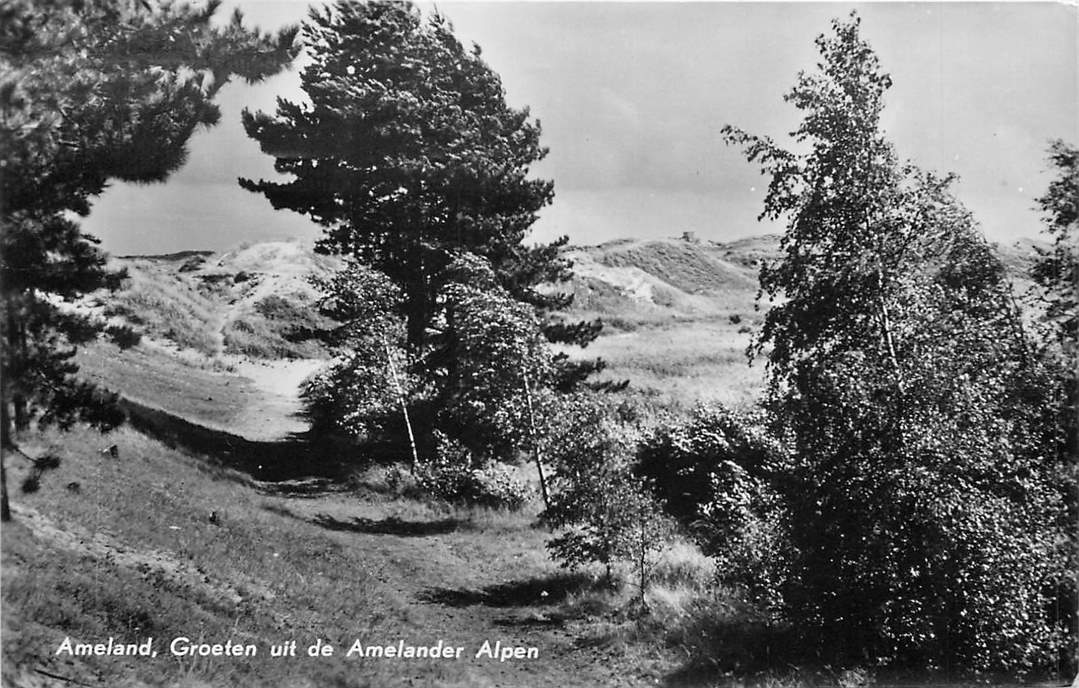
437, 255, 552, 464
300, 340, 415, 445
303, 256, 554, 472
637, 406, 790, 615
414, 435, 533, 509
254, 294, 310, 322
636, 406, 786, 527
543, 394, 674, 592
698, 460, 789, 616
298, 264, 419, 452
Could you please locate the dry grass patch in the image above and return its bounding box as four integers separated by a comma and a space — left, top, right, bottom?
99, 260, 224, 355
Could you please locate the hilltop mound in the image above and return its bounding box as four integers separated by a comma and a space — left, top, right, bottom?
96, 240, 340, 361
588, 238, 759, 294
559, 236, 770, 332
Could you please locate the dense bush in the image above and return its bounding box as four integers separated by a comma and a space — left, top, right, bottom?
636, 406, 785, 527
302, 254, 557, 477
637, 407, 790, 616
413, 433, 532, 509
301, 341, 414, 445
436, 255, 552, 464
298, 264, 418, 451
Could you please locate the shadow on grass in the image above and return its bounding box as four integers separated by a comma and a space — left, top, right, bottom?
311, 514, 461, 536
662, 618, 806, 688
420, 571, 602, 608
121, 397, 351, 482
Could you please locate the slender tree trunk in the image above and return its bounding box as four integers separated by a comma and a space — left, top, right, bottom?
6, 308, 28, 431
1004, 282, 1031, 367
384, 340, 420, 472
863, 155, 905, 400
522, 371, 550, 510
1, 402, 13, 522
875, 278, 904, 396
869, 216, 905, 398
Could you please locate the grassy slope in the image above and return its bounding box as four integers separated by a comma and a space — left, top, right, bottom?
3, 421, 682, 688
559, 237, 773, 408
74, 343, 312, 442
98, 241, 338, 363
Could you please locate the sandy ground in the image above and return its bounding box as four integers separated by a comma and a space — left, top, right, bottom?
225, 357, 326, 440
76, 340, 327, 443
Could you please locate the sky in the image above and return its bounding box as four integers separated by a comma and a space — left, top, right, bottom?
83, 1, 1079, 255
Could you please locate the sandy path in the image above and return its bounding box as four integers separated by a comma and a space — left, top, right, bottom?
77, 341, 325, 443
223, 357, 325, 441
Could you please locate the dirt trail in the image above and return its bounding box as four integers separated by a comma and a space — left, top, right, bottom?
76, 341, 320, 443
223, 356, 324, 441
276, 497, 667, 688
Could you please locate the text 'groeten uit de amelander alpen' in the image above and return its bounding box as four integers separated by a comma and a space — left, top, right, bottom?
55, 636, 540, 662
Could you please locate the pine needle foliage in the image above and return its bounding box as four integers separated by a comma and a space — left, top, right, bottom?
0, 0, 299, 520
239, 0, 603, 388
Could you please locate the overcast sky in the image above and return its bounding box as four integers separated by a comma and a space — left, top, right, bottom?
84, 1, 1078, 255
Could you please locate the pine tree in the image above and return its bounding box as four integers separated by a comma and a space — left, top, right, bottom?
239, 0, 602, 390
0, 0, 299, 521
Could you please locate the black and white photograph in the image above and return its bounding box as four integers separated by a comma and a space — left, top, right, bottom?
1, 1, 1077, 686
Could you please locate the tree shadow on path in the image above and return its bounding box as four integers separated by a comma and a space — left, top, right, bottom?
310, 513, 462, 536
420, 571, 600, 609
121, 397, 351, 482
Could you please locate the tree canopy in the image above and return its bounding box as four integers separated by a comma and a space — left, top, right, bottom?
240, 0, 602, 385
1032, 140, 1079, 349
0, 0, 299, 520
724, 13, 1072, 672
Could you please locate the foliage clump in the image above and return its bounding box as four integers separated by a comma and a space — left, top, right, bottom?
637, 407, 790, 616
412, 434, 533, 510
722, 12, 1074, 674
300, 263, 416, 448
300, 254, 554, 477
542, 394, 673, 594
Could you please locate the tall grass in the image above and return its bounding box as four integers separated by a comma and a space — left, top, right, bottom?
223, 295, 330, 359
102, 263, 222, 355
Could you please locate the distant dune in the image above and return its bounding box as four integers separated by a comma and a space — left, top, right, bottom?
85, 233, 1048, 413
